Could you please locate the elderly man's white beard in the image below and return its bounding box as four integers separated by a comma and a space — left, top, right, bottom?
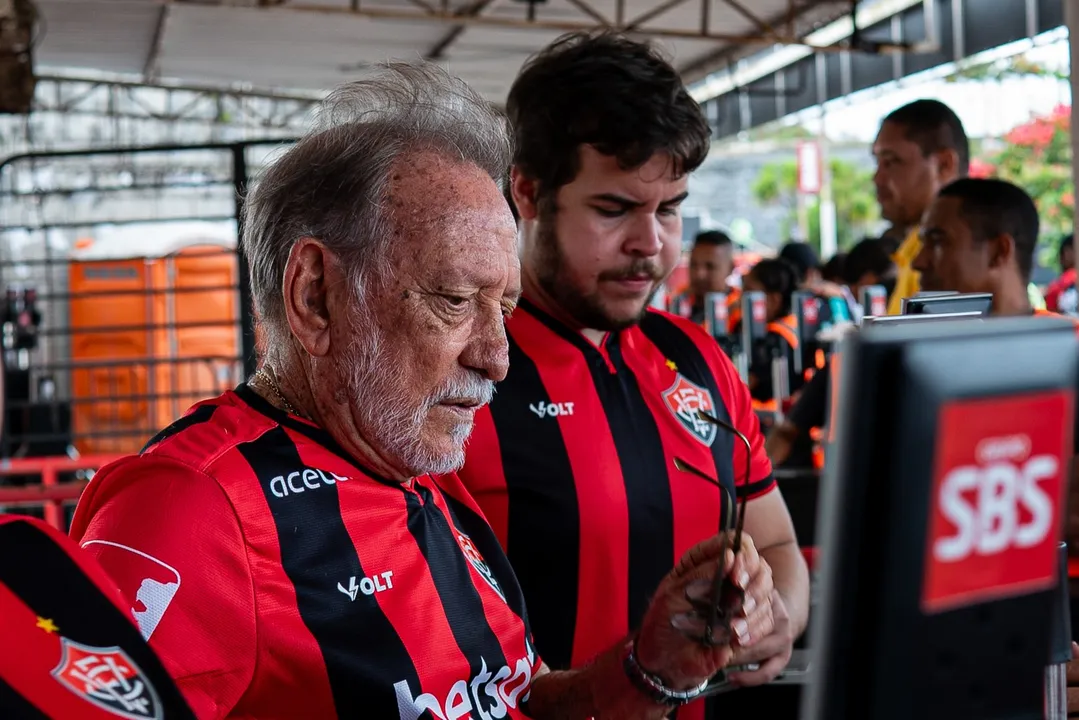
346, 329, 494, 477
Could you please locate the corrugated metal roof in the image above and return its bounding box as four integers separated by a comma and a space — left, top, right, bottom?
32, 0, 848, 100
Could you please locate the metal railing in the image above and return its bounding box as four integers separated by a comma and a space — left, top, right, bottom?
0, 140, 294, 529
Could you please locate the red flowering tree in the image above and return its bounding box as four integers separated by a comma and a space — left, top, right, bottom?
979, 104, 1073, 242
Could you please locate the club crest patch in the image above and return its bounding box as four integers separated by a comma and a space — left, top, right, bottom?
456, 531, 507, 603
662, 374, 717, 447
52, 638, 163, 719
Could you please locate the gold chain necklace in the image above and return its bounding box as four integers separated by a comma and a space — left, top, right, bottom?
252, 368, 303, 418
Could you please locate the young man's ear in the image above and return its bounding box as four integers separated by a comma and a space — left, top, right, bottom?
510, 167, 540, 222
934, 148, 961, 184
987, 233, 1016, 272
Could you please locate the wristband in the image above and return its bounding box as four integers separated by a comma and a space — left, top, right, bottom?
621, 640, 709, 707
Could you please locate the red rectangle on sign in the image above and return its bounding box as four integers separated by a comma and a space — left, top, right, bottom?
922, 391, 1074, 614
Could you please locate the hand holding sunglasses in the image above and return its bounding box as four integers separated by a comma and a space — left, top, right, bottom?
621, 410, 777, 705
670, 410, 776, 651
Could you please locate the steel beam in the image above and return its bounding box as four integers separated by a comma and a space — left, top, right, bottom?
273, 0, 853, 48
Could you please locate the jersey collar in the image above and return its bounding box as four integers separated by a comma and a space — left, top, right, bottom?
518, 297, 623, 372
234, 383, 403, 489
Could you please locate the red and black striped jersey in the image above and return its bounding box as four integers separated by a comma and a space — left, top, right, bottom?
69, 386, 541, 720
0, 515, 195, 720
459, 298, 775, 717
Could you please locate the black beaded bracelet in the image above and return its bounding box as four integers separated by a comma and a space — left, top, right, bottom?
621, 640, 710, 708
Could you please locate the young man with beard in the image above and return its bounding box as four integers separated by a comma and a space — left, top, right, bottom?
458, 33, 809, 719
64, 63, 776, 719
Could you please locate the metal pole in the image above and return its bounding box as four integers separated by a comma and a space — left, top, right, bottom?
1045, 662, 1067, 720
818, 104, 838, 258
232, 145, 257, 378
1066, 0, 1079, 265
1046, 542, 1073, 720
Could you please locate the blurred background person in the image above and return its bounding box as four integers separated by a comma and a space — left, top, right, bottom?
1046, 233, 1078, 316
872, 99, 969, 314
739, 258, 801, 406
671, 229, 738, 325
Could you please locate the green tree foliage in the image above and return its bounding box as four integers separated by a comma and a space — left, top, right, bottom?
949, 55, 1073, 268
972, 105, 1073, 268
751, 156, 880, 253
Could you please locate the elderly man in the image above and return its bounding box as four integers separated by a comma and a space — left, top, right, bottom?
68, 63, 774, 719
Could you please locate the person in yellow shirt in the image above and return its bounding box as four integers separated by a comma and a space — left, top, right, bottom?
870, 99, 969, 314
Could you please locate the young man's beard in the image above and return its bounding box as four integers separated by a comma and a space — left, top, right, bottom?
532, 210, 662, 332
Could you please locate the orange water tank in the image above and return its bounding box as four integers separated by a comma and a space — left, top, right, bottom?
68, 240, 240, 455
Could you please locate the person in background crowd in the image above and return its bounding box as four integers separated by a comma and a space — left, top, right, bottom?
872, 99, 969, 314
740, 259, 801, 405
843, 237, 897, 319
459, 32, 809, 720
820, 253, 847, 285
672, 230, 739, 326
68, 63, 774, 720
1046, 233, 1078, 316
777, 241, 853, 329
765, 237, 898, 465
778, 241, 821, 287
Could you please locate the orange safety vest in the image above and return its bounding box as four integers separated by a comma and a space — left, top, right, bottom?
750, 314, 800, 415
724, 288, 743, 334
765, 313, 799, 350
825, 351, 842, 445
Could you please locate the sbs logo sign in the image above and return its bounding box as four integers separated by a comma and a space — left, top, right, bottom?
922, 391, 1073, 614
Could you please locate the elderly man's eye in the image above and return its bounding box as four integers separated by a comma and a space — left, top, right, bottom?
444, 295, 470, 308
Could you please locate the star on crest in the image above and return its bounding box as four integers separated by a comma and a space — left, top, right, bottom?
665, 359, 678, 372
36, 616, 58, 634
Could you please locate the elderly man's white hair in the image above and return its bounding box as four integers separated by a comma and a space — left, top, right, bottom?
241, 61, 513, 360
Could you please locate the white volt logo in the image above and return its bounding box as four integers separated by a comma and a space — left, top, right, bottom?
529, 401, 574, 419
338, 572, 395, 601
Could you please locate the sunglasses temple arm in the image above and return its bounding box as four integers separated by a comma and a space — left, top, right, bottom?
695, 411, 753, 551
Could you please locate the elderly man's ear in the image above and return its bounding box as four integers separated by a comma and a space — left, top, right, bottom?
283, 238, 334, 357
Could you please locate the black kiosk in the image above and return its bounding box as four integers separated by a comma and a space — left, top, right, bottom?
804, 316, 1078, 720
903, 291, 994, 315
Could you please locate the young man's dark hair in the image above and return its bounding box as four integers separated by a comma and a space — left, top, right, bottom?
506, 32, 711, 202
937, 178, 1040, 281
883, 99, 970, 177
693, 229, 733, 248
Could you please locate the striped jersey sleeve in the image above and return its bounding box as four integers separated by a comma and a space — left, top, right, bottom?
70, 454, 256, 719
